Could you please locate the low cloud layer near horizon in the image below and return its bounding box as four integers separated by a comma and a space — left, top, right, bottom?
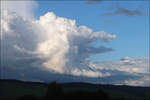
1, 1, 149, 86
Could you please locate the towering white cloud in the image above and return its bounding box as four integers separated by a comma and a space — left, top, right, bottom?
1, 9, 115, 78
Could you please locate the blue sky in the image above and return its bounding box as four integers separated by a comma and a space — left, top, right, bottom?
34, 1, 149, 62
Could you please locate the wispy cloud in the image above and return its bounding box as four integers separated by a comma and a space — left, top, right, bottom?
101, 7, 146, 16
85, 0, 103, 5
85, 1, 146, 17
1, 0, 38, 19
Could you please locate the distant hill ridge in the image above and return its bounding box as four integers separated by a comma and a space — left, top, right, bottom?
0, 79, 150, 100
1, 78, 149, 88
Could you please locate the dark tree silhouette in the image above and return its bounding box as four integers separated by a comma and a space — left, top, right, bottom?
18, 94, 37, 100
45, 81, 64, 100
17, 82, 111, 100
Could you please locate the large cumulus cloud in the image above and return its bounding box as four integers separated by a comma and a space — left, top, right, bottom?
1, 9, 116, 78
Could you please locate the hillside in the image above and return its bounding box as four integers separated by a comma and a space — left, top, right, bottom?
0, 79, 150, 100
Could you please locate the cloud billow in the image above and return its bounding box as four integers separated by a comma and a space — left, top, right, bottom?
1, 10, 116, 78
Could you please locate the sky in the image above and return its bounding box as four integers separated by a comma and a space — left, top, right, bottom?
1, 0, 150, 86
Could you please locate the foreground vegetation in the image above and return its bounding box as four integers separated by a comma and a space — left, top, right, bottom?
1, 79, 150, 100
18, 82, 110, 100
